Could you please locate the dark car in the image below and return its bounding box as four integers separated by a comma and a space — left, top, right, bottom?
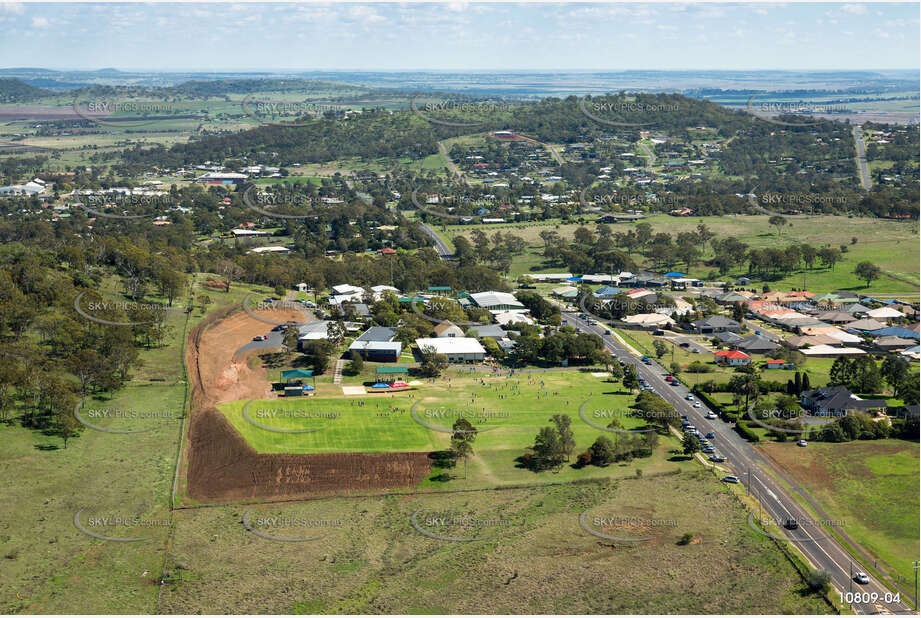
784, 519, 798, 530
705, 432, 715, 439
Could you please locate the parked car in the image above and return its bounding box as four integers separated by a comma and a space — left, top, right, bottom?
679, 341, 689, 348
708, 455, 727, 463
705, 432, 715, 439
784, 519, 798, 530
705, 413, 718, 420
252, 335, 268, 341
693, 402, 701, 408
854, 572, 870, 585
721, 475, 740, 484
685, 394, 695, 401
691, 348, 700, 353
797, 439, 808, 447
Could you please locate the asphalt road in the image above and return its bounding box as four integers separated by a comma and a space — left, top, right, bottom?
419, 223, 453, 258
853, 125, 872, 191
564, 310, 913, 615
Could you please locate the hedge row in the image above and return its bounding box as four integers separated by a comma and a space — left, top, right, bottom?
733, 420, 761, 443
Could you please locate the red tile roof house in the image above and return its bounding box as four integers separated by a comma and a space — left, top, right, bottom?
714, 350, 752, 366
764, 359, 794, 370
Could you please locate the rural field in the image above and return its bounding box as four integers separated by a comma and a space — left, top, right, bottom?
758, 440, 920, 587
434, 214, 920, 295
158, 472, 832, 614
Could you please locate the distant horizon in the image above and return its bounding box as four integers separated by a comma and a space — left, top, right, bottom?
4, 67, 920, 73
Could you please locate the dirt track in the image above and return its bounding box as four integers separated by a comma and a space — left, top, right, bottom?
183, 305, 431, 503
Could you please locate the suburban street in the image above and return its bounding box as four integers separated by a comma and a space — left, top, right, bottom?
563, 310, 914, 615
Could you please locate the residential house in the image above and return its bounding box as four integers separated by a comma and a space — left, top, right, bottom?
691, 316, 742, 334
800, 386, 887, 416
714, 350, 752, 366
432, 320, 465, 338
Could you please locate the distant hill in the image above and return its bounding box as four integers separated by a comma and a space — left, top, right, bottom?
0, 78, 53, 103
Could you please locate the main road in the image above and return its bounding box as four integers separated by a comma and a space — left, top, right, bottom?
564, 310, 913, 615
419, 223, 452, 258
853, 125, 872, 191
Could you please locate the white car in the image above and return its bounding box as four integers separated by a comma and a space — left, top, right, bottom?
693, 402, 701, 408
854, 572, 869, 585
721, 475, 740, 484
797, 439, 808, 447
685, 394, 695, 401
705, 413, 717, 420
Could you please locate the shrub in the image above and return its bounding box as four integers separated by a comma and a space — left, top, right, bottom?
677, 532, 694, 545
734, 420, 760, 442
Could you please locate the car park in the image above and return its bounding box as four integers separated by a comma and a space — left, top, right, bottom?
854, 573, 870, 585
721, 475, 740, 484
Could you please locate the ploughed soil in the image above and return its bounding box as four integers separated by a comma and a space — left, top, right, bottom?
183, 305, 431, 503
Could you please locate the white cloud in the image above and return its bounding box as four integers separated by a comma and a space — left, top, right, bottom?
2, 2, 24, 14
842, 4, 867, 16
31, 15, 49, 28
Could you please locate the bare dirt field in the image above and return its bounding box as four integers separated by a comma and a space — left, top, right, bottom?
182, 306, 431, 504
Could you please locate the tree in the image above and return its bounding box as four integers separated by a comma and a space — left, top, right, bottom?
881, 355, 910, 393
56, 410, 82, 449
552, 414, 576, 462
198, 294, 212, 314
588, 435, 616, 466
326, 320, 346, 348
853, 261, 882, 288
531, 426, 563, 471
669, 361, 681, 376
768, 215, 788, 236
806, 570, 831, 594
451, 418, 477, 479
346, 354, 364, 375
419, 345, 449, 378
622, 364, 640, 392
682, 433, 700, 455
653, 339, 668, 359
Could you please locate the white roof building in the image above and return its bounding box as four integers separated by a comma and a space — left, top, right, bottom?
801, 345, 866, 357
622, 313, 675, 327
867, 307, 905, 320
332, 284, 365, 295
495, 311, 535, 326
469, 291, 526, 312
415, 337, 486, 362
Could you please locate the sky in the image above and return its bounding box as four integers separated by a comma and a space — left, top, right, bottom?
0, 2, 918, 71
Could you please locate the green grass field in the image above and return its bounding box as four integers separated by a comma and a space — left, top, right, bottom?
436, 214, 919, 294
759, 440, 920, 585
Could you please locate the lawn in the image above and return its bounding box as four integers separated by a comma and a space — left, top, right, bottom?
758, 440, 920, 586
